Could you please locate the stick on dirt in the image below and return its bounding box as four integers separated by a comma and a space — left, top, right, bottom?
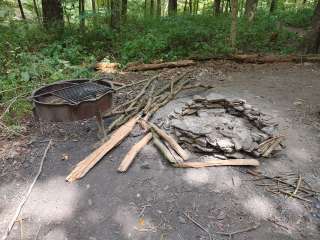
2, 140, 52, 240
152, 132, 178, 164
118, 132, 152, 172
66, 115, 140, 182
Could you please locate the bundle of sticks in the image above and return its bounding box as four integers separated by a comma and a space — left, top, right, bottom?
247, 170, 318, 203
66, 69, 261, 182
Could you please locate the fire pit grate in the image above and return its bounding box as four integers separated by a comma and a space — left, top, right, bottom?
43, 81, 113, 105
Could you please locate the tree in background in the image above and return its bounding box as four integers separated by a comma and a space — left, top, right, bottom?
270, 0, 276, 13
111, 0, 121, 30
157, 0, 161, 16
230, 0, 238, 48
122, 0, 128, 21
214, 0, 221, 16
32, 0, 40, 21
17, 0, 26, 19
168, 0, 177, 16
304, 0, 320, 53
42, 0, 64, 28
79, 0, 85, 30
245, 0, 258, 21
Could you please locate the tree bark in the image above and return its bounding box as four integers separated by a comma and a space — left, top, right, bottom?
79, 0, 85, 30
184, 0, 188, 12
150, 0, 155, 16
270, 0, 276, 13
17, 0, 26, 19
157, 0, 162, 16
42, 0, 64, 28
304, 0, 320, 53
230, 0, 238, 49
122, 0, 127, 21
32, 0, 40, 20
189, 0, 193, 13
214, 0, 221, 15
168, 0, 177, 16
244, 0, 258, 21
111, 0, 121, 30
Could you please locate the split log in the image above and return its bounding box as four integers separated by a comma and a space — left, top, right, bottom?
125, 60, 196, 71
176, 159, 260, 168
66, 115, 140, 182
148, 122, 189, 160
152, 133, 178, 164
117, 132, 152, 172
95, 62, 119, 73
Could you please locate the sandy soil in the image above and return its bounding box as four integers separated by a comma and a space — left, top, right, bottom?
1, 61, 320, 240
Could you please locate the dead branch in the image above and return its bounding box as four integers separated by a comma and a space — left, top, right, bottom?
215, 223, 260, 237
2, 140, 52, 240
125, 60, 196, 71
147, 122, 189, 160
152, 132, 178, 165
66, 115, 140, 182
118, 132, 152, 172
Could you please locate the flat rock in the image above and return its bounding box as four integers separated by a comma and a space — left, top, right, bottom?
216, 138, 234, 153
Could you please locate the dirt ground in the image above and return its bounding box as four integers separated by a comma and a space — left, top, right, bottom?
1, 61, 320, 240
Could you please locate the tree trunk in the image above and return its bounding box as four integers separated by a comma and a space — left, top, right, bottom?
244, 0, 258, 21
195, 0, 199, 14
79, 0, 85, 30
157, 0, 162, 16
184, 0, 188, 12
270, 0, 276, 13
150, 0, 155, 16
32, 0, 40, 20
144, 0, 147, 17
230, 0, 238, 49
42, 0, 64, 28
304, 0, 320, 53
214, 0, 221, 15
111, 0, 121, 30
122, 0, 127, 21
168, 0, 177, 16
17, 0, 26, 19
92, 0, 97, 23
189, 0, 193, 13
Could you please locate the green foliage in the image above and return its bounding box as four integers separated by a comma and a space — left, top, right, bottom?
278, 8, 314, 28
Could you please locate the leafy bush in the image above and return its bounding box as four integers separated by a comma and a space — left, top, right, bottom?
278, 8, 314, 28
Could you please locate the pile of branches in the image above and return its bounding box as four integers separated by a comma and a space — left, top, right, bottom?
104, 69, 204, 133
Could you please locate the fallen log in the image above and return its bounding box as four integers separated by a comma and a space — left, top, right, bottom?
176, 159, 260, 168
147, 122, 189, 160
125, 60, 196, 71
66, 115, 140, 182
118, 132, 152, 172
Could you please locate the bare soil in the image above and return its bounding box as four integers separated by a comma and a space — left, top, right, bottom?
1, 61, 320, 240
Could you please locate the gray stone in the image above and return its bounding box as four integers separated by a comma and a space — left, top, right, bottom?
214, 154, 227, 160
206, 108, 226, 115
179, 136, 194, 144
216, 138, 234, 153
193, 95, 206, 101
195, 137, 207, 147
261, 125, 277, 136
226, 152, 245, 159
234, 106, 245, 111
197, 110, 209, 118
192, 144, 215, 153
178, 216, 186, 224
232, 138, 242, 150
244, 104, 252, 110
205, 93, 226, 102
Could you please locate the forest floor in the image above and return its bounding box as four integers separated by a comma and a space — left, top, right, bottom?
1, 61, 320, 240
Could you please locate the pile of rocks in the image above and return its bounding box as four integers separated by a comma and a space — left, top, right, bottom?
169, 93, 282, 158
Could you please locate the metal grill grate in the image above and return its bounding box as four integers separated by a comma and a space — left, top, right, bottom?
52, 82, 112, 104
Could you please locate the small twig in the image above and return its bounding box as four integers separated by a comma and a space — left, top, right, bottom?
291, 174, 302, 197
183, 212, 212, 240
215, 223, 260, 238
2, 140, 52, 240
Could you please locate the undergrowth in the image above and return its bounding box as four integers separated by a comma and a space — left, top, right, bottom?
0, 10, 312, 131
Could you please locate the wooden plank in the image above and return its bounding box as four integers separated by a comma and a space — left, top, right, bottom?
66, 115, 140, 182
176, 159, 260, 168
125, 60, 196, 71
118, 132, 152, 172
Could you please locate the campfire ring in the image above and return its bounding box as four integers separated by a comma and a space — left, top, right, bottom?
30, 78, 114, 137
